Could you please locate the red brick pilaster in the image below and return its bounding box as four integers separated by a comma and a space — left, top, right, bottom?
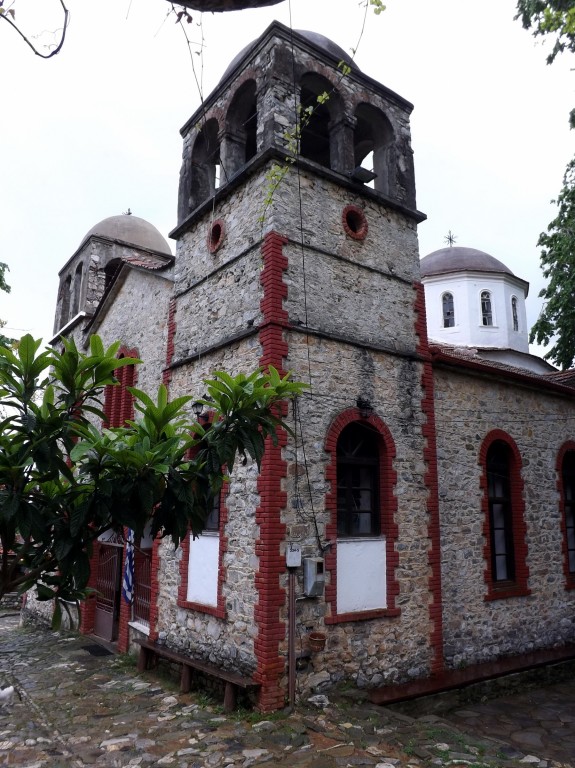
148, 536, 161, 642
117, 530, 131, 653
163, 298, 177, 388
254, 231, 289, 711
414, 282, 444, 676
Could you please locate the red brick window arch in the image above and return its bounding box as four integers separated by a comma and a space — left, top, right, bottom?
479, 430, 530, 600
103, 348, 138, 428
324, 408, 399, 623
557, 442, 575, 590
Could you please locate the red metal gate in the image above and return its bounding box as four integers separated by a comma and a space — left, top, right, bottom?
94, 544, 123, 641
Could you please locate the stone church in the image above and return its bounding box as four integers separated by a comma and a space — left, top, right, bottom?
38, 22, 575, 710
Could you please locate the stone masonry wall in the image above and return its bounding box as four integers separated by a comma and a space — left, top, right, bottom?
173, 247, 262, 363
174, 173, 267, 296
167, 22, 431, 701
434, 365, 575, 668
92, 269, 173, 396
279, 332, 433, 694
268, 172, 420, 286
157, 338, 263, 675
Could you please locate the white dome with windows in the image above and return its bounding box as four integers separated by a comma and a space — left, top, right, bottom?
420, 246, 539, 369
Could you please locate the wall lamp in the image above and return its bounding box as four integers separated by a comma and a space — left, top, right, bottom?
356, 397, 374, 419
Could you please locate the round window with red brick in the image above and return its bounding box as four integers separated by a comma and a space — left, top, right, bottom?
342, 205, 368, 241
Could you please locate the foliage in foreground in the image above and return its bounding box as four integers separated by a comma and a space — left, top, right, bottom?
0, 334, 304, 611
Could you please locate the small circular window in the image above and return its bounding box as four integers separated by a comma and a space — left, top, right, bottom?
342, 205, 368, 241
208, 219, 225, 253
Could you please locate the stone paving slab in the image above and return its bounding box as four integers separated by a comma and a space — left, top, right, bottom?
0, 611, 573, 768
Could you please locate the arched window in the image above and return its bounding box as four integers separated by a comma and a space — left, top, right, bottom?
353, 103, 395, 196
487, 441, 515, 582
560, 448, 575, 585
480, 431, 529, 599
204, 493, 221, 532
324, 411, 399, 621
71, 263, 83, 317
59, 274, 71, 329
104, 258, 122, 293
190, 118, 221, 211
224, 80, 257, 178
299, 73, 341, 170
177, 412, 227, 617
337, 422, 380, 537
481, 290, 493, 326
511, 296, 519, 332
442, 292, 455, 328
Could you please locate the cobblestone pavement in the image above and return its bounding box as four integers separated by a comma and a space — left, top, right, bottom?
0, 611, 574, 768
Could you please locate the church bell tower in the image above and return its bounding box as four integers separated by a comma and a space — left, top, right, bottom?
161, 21, 439, 711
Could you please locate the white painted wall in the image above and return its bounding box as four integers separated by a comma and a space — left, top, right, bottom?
337, 538, 387, 613
187, 534, 219, 607
423, 271, 529, 353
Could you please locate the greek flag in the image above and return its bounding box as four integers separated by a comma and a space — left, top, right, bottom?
122, 529, 135, 605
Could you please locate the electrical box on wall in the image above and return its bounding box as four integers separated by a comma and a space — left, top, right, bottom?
303, 557, 325, 597
286, 542, 302, 568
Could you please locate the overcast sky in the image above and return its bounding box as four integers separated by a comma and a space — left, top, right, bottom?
1, 0, 573, 354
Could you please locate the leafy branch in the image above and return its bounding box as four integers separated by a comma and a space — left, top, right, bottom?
258, 88, 334, 228
0, 334, 305, 615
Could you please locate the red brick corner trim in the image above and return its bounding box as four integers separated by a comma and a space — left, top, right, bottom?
413, 281, 444, 676
479, 429, 530, 601
323, 408, 400, 625
557, 441, 575, 590
163, 298, 177, 387
254, 231, 290, 712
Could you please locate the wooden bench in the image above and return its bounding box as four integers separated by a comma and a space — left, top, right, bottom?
135, 639, 259, 712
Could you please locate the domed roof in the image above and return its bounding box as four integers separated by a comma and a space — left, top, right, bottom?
80, 215, 171, 256
420, 246, 514, 278
220, 28, 358, 83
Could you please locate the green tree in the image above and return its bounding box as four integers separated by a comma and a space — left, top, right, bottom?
517, 1, 575, 368
529, 160, 575, 369
516, 1, 575, 63
0, 334, 304, 618
517, 0, 575, 126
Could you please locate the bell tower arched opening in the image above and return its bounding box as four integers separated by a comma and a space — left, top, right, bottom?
354, 103, 395, 196
223, 80, 258, 178
190, 118, 221, 211
299, 73, 342, 171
